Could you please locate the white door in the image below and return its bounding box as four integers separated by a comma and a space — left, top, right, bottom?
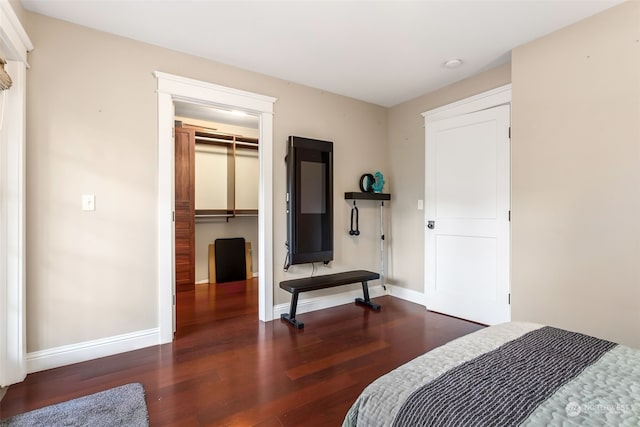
425, 104, 510, 325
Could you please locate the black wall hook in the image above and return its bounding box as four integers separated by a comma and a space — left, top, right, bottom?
349, 201, 360, 236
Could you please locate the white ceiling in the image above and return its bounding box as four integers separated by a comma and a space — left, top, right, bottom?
22, 0, 623, 107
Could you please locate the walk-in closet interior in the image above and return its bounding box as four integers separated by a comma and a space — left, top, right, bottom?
173, 101, 259, 327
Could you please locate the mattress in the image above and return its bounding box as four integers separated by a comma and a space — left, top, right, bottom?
343, 322, 640, 426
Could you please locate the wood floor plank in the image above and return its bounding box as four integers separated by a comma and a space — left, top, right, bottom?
285, 339, 390, 380
0, 278, 484, 425
279, 383, 366, 427
207, 371, 359, 426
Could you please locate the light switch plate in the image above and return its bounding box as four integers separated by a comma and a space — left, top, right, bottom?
82, 194, 95, 211
418, 199, 424, 210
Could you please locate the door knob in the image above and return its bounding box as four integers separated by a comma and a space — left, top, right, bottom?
427, 220, 435, 229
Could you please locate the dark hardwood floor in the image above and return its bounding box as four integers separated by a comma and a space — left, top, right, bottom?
0, 279, 483, 426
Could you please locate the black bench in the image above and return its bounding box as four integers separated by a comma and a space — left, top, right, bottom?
279, 270, 381, 329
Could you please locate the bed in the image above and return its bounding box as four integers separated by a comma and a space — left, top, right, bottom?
343, 322, 639, 426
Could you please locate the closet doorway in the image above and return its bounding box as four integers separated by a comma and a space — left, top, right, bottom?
174, 101, 260, 332
155, 71, 276, 343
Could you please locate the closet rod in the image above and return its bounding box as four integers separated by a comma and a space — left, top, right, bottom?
195, 135, 258, 147
195, 135, 234, 144
234, 141, 259, 148
195, 213, 257, 218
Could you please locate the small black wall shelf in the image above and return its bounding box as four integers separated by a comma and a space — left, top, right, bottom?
344, 192, 391, 201
344, 191, 390, 291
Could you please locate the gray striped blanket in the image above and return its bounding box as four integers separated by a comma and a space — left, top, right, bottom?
343, 322, 640, 427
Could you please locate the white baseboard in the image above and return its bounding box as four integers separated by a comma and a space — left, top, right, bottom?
388, 284, 426, 307
273, 284, 386, 319
25, 284, 398, 373
27, 328, 160, 374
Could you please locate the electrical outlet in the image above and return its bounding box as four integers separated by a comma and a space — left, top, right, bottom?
82, 194, 95, 211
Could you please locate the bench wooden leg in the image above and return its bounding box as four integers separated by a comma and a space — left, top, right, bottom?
355, 280, 381, 311
281, 292, 304, 329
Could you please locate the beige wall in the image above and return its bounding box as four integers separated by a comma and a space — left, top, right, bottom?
23, 1, 639, 357
386, 64, 511, 292
511, 1, 640, 347
25, 12, 387, 352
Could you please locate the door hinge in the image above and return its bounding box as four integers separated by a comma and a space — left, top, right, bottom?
508, 127, 511, 139
173, 294, 176, 306
508, 293, 511, 305
172, 211, 175, 222
508, 210, 511, 221
172, 127, 175, 138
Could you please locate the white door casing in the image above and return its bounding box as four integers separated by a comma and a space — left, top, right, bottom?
155, 72, 276, 343
423, 86, 511, 325
0, 1, 32, 387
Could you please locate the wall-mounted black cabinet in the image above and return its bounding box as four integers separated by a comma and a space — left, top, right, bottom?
286, 136, 333, 267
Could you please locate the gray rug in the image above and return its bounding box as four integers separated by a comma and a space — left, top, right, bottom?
0, 383, 149, 426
